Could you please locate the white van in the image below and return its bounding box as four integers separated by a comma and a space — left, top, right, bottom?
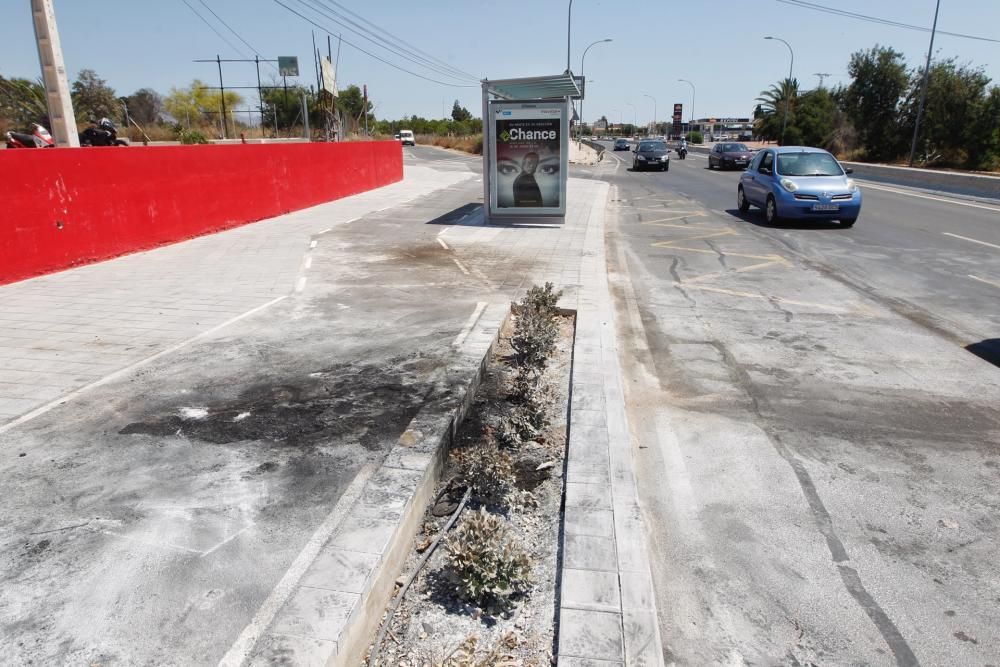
398, 130, 415, 146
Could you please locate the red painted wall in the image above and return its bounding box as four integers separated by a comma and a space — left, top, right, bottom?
0, 141, 402, 285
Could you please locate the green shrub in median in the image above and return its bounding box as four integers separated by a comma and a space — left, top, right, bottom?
444, 508, 532, 610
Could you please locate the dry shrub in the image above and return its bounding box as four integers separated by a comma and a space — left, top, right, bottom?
443, 508, 532, 611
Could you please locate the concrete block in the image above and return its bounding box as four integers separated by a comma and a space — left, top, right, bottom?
270, 586, 358, 643
564, 506, 614, 538
571, 382, 607, 412
557, 659, 623, 667
565, 459, 610, 485
565, 481, 612, 510
247, 633, 337, 667
558, 607, 624, 661
561, 567, 621, 613
623, 609, 666, 667
329, 514, 398, 555
299, 547, 380, 595
564, 533, 617, 572
619, 570, 657, 611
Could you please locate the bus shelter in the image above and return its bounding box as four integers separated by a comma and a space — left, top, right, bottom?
481, 73, 582, 223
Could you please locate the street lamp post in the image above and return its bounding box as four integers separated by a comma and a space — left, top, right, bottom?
579, 38, 612, 140
626, 102, 636, 136
566, 0, 573, 73
764, 36, 794, 145
678, 78, 695, 137
643, 93, 657, 137
611, 108, 621, 136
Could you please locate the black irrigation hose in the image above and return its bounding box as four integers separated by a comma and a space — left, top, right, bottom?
370, 486, 473, 667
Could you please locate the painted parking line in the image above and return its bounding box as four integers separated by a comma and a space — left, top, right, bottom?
437, 238, 450, 250
969, 274, 1000, 289
452, 302, 488, 347
942, 232, 1000, 250
860, 182, 1000, 213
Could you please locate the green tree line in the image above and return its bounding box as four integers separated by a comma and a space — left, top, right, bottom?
2, 68, 480, 142
755, 45, 1000, 170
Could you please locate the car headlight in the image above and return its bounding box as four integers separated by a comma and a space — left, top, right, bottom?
846, 179, 858, 193
637, 155, 646, 160
779, 178, 799, 192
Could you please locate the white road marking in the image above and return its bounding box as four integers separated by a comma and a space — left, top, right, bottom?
861, 182, 1000, 212
452, 302, 488, 347
217, 462, 378, 667
437, 238, 450, 250
942, 232, 1000, 250
452, 258, 471, 275
0, 295, 289, 435
304, 257, 312, 270
969, 274, 1000, 289
309, 240, 317, 249
295, 277, 307, 292
318, 227, 332, 235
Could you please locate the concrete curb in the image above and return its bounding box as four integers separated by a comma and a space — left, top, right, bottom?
557, 182, 666, 665
238, 303, 512, 666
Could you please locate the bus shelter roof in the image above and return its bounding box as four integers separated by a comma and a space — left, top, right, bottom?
482, 73, 582, 101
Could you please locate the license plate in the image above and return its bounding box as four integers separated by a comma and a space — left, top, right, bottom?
813, 204, 839, 211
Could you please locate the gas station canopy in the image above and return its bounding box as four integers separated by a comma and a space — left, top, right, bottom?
483, 73, 583, 101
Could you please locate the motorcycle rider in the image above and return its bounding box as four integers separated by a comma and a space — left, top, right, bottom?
677, 136, 688, 158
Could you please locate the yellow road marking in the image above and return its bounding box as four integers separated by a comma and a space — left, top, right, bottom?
683, 260, 791, 284
678, 284, 856, 314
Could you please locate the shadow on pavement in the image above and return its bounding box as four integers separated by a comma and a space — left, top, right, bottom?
721, 208, 849, 230
424, 202, 567, 229
966, 339, 1000, 369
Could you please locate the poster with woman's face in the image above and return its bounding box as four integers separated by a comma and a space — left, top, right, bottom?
493, 106, 563, 210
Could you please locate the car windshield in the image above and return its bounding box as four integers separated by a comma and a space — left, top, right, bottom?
777, 152, 844, 176
722, 144, 749, 153
639, 142, 666, 151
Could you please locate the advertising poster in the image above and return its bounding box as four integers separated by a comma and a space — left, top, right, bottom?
490, 102, 566, 215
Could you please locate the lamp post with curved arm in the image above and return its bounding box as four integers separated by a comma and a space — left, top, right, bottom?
764, 36, 794, 145
643, 93, 657, 137
677, 78, 695, 135
578, 38, 612, 140
625, 102, 636, 136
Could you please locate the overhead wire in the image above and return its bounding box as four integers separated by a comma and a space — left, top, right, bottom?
270, 0, 478, 87
293, 0, 478, 83
776, 0, 1000, 44
178, 0, 252, 58
305, 0, 480, 82
194, 0, 280, 73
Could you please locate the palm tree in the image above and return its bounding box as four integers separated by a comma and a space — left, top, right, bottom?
755, 78, 799, 143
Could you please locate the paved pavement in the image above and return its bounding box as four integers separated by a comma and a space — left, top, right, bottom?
1, 146, 665, 665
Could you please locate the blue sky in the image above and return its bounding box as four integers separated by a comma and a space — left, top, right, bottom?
3, 0, 998, 124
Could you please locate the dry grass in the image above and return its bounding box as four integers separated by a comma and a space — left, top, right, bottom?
417, 134, 483, 155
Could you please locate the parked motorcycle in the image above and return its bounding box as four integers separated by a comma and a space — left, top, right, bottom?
79, 118, 128, 147
676, 145, 688, 160
4, 123, 56, 148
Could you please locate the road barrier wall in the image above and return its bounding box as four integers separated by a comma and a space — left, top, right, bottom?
0, 141, 402, 285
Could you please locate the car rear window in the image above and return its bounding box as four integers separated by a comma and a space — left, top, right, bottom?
777, 152, 844, 176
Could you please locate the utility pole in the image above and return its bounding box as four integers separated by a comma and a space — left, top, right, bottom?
31, 0, 79, 146
909, 0, 941, 167
814, 72, 831, 88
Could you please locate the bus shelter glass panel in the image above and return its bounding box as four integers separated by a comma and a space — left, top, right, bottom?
489, 101, 568, 217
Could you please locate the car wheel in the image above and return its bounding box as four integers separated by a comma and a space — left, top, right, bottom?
708, 159, 715, 170
841, 217, 857, 228
664, 163, 670, 172
765, 195, 781, 225
738, 186, 750, 212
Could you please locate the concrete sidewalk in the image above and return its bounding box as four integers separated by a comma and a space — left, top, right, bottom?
0, 156, 664, 665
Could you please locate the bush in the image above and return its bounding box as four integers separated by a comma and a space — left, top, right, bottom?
444, 508, 532, 610
511, 307, 557, 373
523, 282, 562, 318
462, 441, 516, 507
686, 130, 704, 144
177, 129, 208, 145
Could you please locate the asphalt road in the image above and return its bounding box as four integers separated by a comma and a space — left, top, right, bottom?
593, 142, 1000, 665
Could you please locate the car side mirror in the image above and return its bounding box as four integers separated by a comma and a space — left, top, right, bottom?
759, 167, 772, 175
844, 167, 854, 174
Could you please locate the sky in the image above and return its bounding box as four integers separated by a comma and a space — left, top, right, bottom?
3, 0, 999, 126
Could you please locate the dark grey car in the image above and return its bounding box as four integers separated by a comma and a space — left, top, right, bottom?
632, 140, 671, 172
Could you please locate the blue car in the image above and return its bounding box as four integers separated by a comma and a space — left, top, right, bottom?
738, 146, 861, 227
